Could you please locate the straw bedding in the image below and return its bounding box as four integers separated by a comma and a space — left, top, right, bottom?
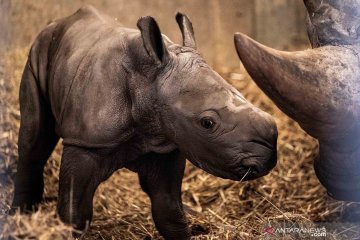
1, 1, 360, 238
1, 48, 360, 239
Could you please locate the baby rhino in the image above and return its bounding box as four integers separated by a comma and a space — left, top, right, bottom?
12, 6, 277, 239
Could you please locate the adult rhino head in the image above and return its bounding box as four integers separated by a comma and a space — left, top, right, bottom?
139, 13, 278, 180
234, 0, 360, 201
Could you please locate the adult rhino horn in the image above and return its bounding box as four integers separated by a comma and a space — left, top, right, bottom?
234, 0, 360, 202
234, 32, 359, 141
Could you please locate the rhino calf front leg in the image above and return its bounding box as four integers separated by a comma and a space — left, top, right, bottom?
137, 151, 190, 240
57, 146, 110, 234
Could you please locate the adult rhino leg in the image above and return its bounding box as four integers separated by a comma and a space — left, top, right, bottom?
137, 151, 190, 240
57, 146, 112, 235
11, 61, 59, 212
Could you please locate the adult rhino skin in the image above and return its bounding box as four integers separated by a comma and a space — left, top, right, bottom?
235, 0, 360, 201
12, 6, 277, 239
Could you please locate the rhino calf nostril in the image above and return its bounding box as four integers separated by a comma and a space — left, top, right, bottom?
249, 166, 259, 175
249, 139, 273, 150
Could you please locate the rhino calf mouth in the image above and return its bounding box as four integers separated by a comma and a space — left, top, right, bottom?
241, 153, 277, 180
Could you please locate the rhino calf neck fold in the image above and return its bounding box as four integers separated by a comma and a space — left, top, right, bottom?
11, 6, 277, 239
235, 0, 360, 201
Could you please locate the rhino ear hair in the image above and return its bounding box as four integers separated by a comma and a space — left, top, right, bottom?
137, 16, 169, 65
176, 12, 196, 49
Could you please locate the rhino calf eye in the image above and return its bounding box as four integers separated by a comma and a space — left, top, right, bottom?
200, 117, 215, 129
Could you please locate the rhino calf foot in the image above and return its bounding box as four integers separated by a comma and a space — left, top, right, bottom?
151, 194, 191, 240
11, 192, 42, 214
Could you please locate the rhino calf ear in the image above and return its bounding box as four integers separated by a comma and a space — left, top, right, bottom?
176, 12, 196, 49
137, 16, 169, 65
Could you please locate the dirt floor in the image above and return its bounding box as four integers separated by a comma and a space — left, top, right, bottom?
1, 1, 360, 240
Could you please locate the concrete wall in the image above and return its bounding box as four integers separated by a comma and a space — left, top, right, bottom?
8, 0, 309, 72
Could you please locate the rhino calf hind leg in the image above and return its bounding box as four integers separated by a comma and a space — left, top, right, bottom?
137, 151, 191, 240
57, 146, 106, 235
12, 63, 59, 212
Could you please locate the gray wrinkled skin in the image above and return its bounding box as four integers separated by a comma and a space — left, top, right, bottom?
11, 6, 277, 239
234, 0, 360, 202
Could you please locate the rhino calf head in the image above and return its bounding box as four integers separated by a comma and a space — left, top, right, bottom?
137, 14, 278, 180
11, 6, 277, 239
